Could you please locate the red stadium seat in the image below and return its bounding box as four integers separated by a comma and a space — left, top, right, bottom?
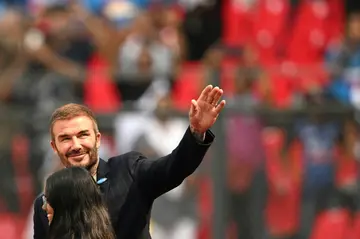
327, 0, 345, 42
286, 0, 331, 64
251, 0, 290, 65
269, 71, 295, 108
310, 209, 351, 239
84, 53, 122, 113
172, 62, 202, 111
222, 0, 254, 47
348, 212, 360, 239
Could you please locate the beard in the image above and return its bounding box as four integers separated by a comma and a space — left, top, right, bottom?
57, 142, 99, 173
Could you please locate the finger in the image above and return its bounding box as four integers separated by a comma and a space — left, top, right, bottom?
215, 100, 226, 114
198, 85, 213, 101
189, 99, 198, 117
212, 88, 223, 105
207, 86, 219, 104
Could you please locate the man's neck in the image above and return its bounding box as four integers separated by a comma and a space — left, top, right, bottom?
89, 158, 100, 179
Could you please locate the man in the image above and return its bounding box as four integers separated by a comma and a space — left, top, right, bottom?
33, 85, 226, 239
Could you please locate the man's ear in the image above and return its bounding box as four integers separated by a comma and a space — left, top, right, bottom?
96, 132, 101, 149
50, 140, 57, 153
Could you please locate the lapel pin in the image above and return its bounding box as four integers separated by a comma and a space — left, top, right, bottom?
97, 178, 108, 185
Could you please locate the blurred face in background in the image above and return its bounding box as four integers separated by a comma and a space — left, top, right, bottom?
155, 96, 173, 121
204, 47, 224, 68
0, 10, 25, 44
242, 45, 258, 65
51, 116, 101, 173
344, 120, 358, 145
235, 76, 253, 94
132, 13, 156, 40
348, 13, 360, 42
162, 8, 181, 28
39, 6, 73, 41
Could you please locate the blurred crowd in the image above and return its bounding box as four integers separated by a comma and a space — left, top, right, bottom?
1, 0, 360, 239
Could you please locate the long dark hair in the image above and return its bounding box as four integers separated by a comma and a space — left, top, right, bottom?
45, 167, 114, 239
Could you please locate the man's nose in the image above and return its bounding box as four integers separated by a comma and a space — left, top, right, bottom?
70, 137, 81, 150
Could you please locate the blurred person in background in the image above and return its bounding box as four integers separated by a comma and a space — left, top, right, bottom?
0, 4, 94, 195
43, 167, 114, 239
133, 95, 188, 157
326, 11, 360, 107
295, 100, 340, 239
181, 0, 221, 61
133, 95, 197, 239
200, 43, 268, 239
0, 9, 37, 216
117, 11, 176, 108
33, 85, 226, 239
156, 7, 188, 61
231, 45, 271, 105
202, 44, 224, 87
119, 12, 174, 77
263, 128, 302, 239
71, 3, 181, 106
0, 4, 88, 111
215, 45, 267, 239
334, 119, 360, 216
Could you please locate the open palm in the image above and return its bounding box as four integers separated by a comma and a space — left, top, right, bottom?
189, 85, 226, 134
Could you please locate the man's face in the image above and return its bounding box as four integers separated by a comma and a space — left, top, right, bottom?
51, 116, 101, 171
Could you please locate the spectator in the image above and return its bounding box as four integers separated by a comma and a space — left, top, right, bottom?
224, 45, 267, 239
296, 110, 340, 239
335, 119, 360, 214
131, 96, 197, 239
326, 11, 360, 107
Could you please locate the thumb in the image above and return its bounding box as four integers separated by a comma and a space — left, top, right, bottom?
189, 99, 198, 117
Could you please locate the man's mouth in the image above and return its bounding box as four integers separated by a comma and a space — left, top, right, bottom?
68, 153, 86, 161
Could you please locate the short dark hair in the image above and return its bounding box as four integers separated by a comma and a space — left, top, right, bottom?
45, 167, 114, 239
49, 103, 99, 140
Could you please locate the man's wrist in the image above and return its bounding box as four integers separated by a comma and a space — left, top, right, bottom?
190, 126, 206, 142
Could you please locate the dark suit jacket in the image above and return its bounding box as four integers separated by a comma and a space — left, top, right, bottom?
33, 127, 214, 239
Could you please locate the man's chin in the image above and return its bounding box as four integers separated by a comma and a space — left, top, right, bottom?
68, 158, 97, 171
67, 155, 90, 168
69, 161, 89, 169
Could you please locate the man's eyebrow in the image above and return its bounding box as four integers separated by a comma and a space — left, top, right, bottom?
58, 130, 90, 139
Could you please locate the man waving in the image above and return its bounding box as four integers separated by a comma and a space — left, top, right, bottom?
33, 85, 226, 239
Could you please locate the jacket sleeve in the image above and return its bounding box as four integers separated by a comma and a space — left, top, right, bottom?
33, 195, 47, 239
131, 126, 214, 199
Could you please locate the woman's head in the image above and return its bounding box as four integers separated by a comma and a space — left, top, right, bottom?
43, 167, 114, 239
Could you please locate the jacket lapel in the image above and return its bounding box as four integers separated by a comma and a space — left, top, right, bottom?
96, 158, 110, 202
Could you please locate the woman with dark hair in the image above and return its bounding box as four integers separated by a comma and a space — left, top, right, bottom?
42, 167, 114, 239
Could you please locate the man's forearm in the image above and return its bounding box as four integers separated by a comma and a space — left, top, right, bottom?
135, 127, 214, 199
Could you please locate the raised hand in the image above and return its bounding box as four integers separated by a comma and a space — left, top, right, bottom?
189, 85, 226, 134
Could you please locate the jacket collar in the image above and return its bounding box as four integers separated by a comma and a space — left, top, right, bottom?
96, 158, 111, 200
96, 158, 110, 180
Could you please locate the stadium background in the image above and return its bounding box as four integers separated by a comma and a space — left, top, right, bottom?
1, 0, 360, 238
